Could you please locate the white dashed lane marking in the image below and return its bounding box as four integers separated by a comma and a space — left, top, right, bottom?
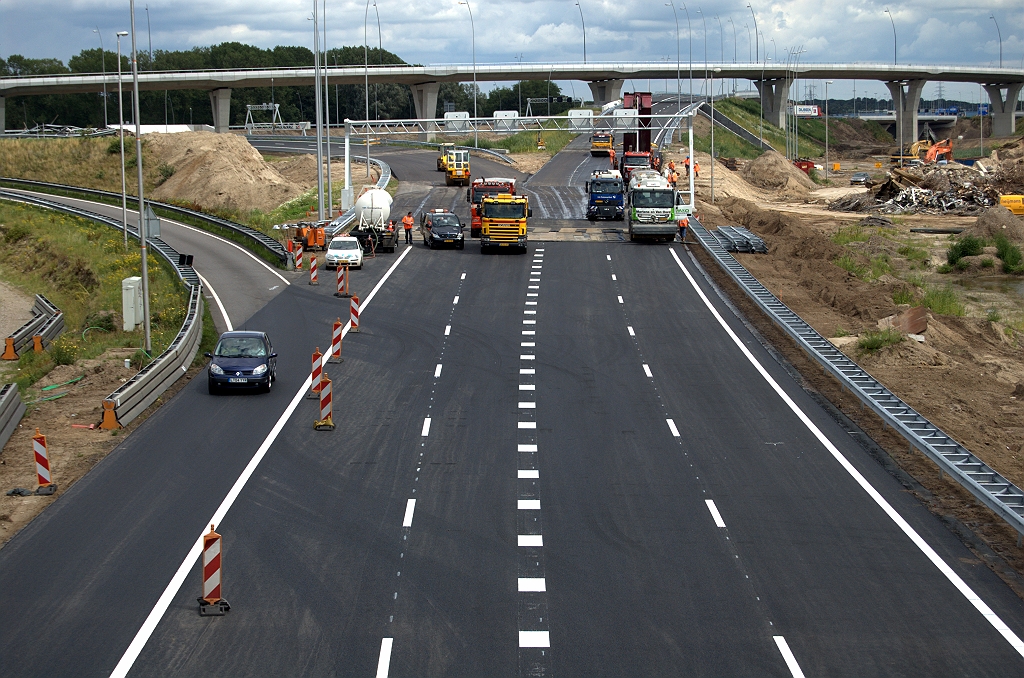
643, 364, 653, 378
518, 444, 538, 452
518, 469, 539, 478
628, 326, 635, 337
666, 419, 680, 437
518, 500, 541, 510
518, 535, 543, 547
617, 295, 624, 304
434, 364, 442, 378
421, 417, 431, 437
518, 578, 547, 592
774, 636, 807, 678
453, 295, 460, 304
520, 631, 550, 648
375, 638, 394, 678
519, 402, 536, 408
518, 422, 537, 429
444, 325, 451, 336
402, 499, 416, 527
705, 499, 727, 528
520, 384, 536, 391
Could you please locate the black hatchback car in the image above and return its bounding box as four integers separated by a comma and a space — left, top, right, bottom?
421, 210, 465, 249
206, 331, 277, 394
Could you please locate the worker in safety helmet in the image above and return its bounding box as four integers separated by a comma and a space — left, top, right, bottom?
668, 160, 676, 171
694, 159, 700, 178
402, 212, 415, 244
608, 147, 617, 169
678, 215, 689, 242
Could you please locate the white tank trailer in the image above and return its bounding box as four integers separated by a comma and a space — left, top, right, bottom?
355, 188, 393, 228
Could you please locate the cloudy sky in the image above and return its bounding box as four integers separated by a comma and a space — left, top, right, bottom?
1, 0, 1021, 102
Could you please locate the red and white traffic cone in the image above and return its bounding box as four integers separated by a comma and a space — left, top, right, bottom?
308, 251, 319, 285
334, 263, 351, 298
295, 244, 304, 271
198, 524, 230, 616
32, 428, 56, 495
350, 295, 360, 333
328, 318, 343, 363
308, 347, 323, 399
314, 371, 335, 431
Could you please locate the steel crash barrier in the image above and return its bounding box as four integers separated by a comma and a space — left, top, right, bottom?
689, 220, 1024, 543
0, 177, 288, 266
2, 294, 65, 360
0, 384, 27, 451
0, 190, 204, 430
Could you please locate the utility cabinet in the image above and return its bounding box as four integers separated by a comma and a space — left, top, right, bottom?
122, 276, 143, 331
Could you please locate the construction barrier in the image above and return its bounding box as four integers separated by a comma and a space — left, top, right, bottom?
295, 244, 303, 271
0, 384, 26, 451
314, 371, 335, 431
2, 294, 64, 360
334, 263, 351, 298
328, 319, 343, 363
33, 428, 56, 495
198, 524, 230, 616
350, 295, 360, 333
309, 347, 323, 398
308, 251, 319, 285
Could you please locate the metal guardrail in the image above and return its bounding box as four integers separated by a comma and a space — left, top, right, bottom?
0, 177, 288, 266
690, 220, 1024, 539
3, 294, 65, 359
325, 155, 392, 237
0, 384, 27, 451
378, 138, 515, 165
0, 189, 204, 429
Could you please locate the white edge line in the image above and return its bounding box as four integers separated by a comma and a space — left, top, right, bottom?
705, 499, 727, 528
376, 638, 394, 678
402, 499, 416, 527
109, 242, 414, 678
670, 248, 1024, 657
773, 636, 806, 678
165, 216, 291, 286
195, 271, 232, 332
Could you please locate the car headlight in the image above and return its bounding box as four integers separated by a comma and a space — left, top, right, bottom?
210, 363, 224, 375
252, 364, 268, 376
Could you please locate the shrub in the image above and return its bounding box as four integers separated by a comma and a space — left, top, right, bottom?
986, 309, 1002, 322
954, 258, 970, 271
2, 222, 32, 243
157, 163, 175, 184
946, 235, 984, 265
921, 287, 965, 316
981, 257, 994, 268
936, 263, 953, 274
994, 234, 1023, 273
835, 254, 867, 278
49, 334, 79, 366
858, 328, 904, 352
870, 254, 892, 278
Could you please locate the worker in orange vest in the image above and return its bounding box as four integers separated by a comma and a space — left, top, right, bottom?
609, 147, 617, 169
678, 215, 689, 242
401, 212, 415, 244
668, 160, 676, 172
668, 171, 679, 187
693, 159, 700, 178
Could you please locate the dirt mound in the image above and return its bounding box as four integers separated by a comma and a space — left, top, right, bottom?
741, 150, 817, 192
963, 206, 1024, 242
147, 132, 304, 213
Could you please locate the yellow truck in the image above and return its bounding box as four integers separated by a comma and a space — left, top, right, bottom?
480, 193, 531, 252
1000, 195, 1024, 216
590, 132, 613, 156
444, 149, 471, 186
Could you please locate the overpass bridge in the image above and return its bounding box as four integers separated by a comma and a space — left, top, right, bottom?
2, 61, 1022, 139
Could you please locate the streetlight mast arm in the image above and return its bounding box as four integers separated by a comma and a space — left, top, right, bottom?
747, 3, 758, 63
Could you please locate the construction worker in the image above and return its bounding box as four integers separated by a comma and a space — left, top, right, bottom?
608, 147, 616, 169
668, 160, 676, 172
401, 211, 415, 245
693, 159, 700, 179
668, 170, 679, 187
678, 215, 689, 242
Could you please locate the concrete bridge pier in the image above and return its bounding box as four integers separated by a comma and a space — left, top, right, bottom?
984, 83, 1024, 138
209, 88, 232, 133
587, 80, 624, 107
753, 78, 792, 128
410, 82, 440, 120
0, 96, 5, 133
885, 79, 926, 143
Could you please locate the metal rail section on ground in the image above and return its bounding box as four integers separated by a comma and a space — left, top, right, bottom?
0, 190, 204, 428
0, 177, 288, 266
0, 384, 26, 451
3, 294, 65, 358
690, 220, 1024, 541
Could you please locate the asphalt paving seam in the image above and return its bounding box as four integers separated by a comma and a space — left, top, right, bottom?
109, 245, 415, 678
665, 247, 1024, 660
604, 244, 809, 677
518, 246, 551, 675
374, 263, 469, 678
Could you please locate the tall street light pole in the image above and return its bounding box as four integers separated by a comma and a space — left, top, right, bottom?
715, 15, 724, 96
374, 1, 382, 119
129, 0, 151, 353
116, 31, 128, 250
575, 2, 587, 64
884, 8, 896, 65
696, 8, 707, 102
363, 0, 373, 176
93, 28, 108, 128
989, 14, 1002, 68
459, 1, 477, 148
747, 3, 758, 62
682, 4, 692, 105
665, 3, 681, 111
825, 80, 833, 182
311, 7, 325, 218
323, 0, 333, 215
728, 17, 736, 94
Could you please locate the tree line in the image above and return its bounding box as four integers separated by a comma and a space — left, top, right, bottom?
1, 42, 571, 130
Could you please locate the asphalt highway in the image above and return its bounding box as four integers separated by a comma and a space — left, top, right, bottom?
1, 138, 1023, 676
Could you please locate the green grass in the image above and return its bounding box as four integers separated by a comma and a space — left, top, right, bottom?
920, 287, 966, 316
835, 254, 867, 278
892, 286, 916, 305
897, 244, 929, 265
711, 98, 824, 157
986, 309, 1002, 322
832, 226, 869, 246
692, 129, 763, 160
870, 254, 893, 279
946, 235, 985, 265
0, 200, 191, 390
994, 234, 1023, 274
858, 328, 904, 352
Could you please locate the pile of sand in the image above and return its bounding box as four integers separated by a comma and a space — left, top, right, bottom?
271, 155, 379, 192
147, 132, 305, 213
741, 150, 818, 193
963, 206, 1024, 242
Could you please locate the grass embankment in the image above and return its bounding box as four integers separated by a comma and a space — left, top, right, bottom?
0, 200, 209, 392
710, 98, 826, 159
0, 136, 162, 195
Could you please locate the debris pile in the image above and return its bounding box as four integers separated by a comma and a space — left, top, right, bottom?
829, 163, 1002, 215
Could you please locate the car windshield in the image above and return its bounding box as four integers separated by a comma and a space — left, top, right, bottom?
623, 156, 649, 166
431, 215, 461, 228
631, 190, 674, 208
591, 180, 623, 193
330, 240, 359, 250
215, 336, 266, 358
591, 135, 610, 143
483, 202, 527, 219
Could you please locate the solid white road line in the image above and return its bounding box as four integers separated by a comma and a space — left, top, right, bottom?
668, 248, 1024, 656
518, 535, 543, 547
518, 500, 541, 510
195, 271, 232, 332
643, 364, 653, 378
165, 216, 291, 285
666, 419, 681, 437
628, 326, 636, 337
434, 364, 442, 378
519, 631, 550, 648
518, 578, 547, 592
518, 469, 539, 478
108, 245, 417, 678
421, 417, 431, 436
444, 325, 451, 336
518, 422, 537, 429
773, 636, 806, 678
518, 444, 538, 452
705, 499, 727, 528
402, 499, 416, 527
376, 638, 395, 678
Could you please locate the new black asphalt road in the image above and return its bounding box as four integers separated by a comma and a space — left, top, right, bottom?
1, 234, 1023, 676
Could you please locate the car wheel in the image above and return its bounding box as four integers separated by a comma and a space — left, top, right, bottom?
208, 381, 219, 395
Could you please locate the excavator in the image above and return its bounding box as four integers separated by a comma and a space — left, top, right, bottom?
924, 139, 953, 163
889, 140, 933, 165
